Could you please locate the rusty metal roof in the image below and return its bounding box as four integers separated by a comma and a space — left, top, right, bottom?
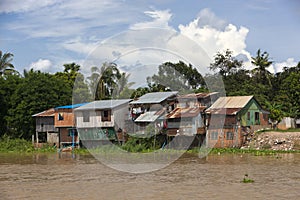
206, 96, 254, 115
208, 96, 253, 109
32, 108, 55, 117
178, 92, 218, 99
167, 106, 206, 119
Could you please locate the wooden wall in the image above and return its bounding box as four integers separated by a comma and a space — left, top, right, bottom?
206, 127, 243, 148
35, 117, 57, 132
55, 109, 75, 127
59, 128, 79, 146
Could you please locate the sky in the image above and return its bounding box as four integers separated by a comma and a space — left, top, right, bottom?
0, 0, 300, 86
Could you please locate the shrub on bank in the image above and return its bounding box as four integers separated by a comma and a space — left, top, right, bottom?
0, 136, 35, 152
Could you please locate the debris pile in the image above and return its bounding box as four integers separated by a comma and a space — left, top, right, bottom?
249, 131, 300, 151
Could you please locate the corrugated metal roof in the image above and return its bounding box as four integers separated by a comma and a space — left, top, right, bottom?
167, 107, 206, 119
129, 91, 178, 104
32, 108, 55, 117
55, 103, 88, 110
206, 108, 242, 115
134, 111, 161, 122
75, 99, 131, 111
208, 96, 253, 109
178, 92, 218, 99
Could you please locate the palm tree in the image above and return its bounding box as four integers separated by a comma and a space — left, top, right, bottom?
87, 62, 121, 100
251, 49, 273, 86
0, 51, 15, 76
113, 72, 135, 98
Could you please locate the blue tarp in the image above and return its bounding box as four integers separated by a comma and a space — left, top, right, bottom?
55, 103, 87, 110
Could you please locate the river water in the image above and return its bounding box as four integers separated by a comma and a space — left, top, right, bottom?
0, 152, 299, 200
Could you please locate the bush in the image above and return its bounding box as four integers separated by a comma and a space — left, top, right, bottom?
0, 136, 35, 152
121, 134, 165, 152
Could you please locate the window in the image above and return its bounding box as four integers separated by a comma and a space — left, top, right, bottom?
58, 113, 64, 120
104, 110, 108, 118
102, 110, 111, 122
226, 132, 234, 140
255, 112, 260, 124
83, 111, 90, 122
247, 112, 250, 120
211, 131, 218, 140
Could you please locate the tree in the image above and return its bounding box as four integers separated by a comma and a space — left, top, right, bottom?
55, 63, 81, 88
87, 62, 121, 100
130, 87, 151, 99
209, 49, 243, 77
0, 51, 15, 77
0, 74, 21, 137
114, 72, 135, 99
6, 69, 73, 139
277, 71, 300, 118
55, 63, 91, 103
149, 61, 205, 92
251, 49, 273, 86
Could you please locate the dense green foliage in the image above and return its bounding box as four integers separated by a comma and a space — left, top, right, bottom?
0, 62, 90, 139
209, 49, 300, 121
0, 136, 34, 152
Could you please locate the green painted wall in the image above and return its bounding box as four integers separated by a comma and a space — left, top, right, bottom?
239, 99, 262, 126
78, 128, 116, 140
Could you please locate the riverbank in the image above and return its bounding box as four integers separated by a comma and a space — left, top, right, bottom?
248, 130, 300, 151
1, 130, 300, 154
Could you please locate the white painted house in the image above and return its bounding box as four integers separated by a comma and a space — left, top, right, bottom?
74, 99, 131, 146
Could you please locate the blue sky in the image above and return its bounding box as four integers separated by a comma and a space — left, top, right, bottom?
0, 0, 299, 79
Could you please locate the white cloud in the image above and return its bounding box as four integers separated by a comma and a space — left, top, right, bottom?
196, 8, 227, 30
130, 9, 172, 30
178, 9, 250, 65
62, 37, 98, 55
29, 59, 52, 72
0, 0, 59, 13
269, 58, 297, 74
4, 0, 144, 38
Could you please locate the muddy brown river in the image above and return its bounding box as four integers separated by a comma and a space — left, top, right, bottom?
0, 152, 299, 200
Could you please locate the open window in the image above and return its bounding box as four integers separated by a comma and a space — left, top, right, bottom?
102, 110, 111, 122
255, 112, 260, 125
58, 113, 64, 120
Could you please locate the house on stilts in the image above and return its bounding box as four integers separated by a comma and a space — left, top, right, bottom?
32, 108, 58, 147
205, 96, 270, 148
74, 99, 131, 148
127, 91, 178, 136
166, 92, 219, 149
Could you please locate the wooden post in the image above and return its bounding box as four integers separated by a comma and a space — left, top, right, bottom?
36, 131, 39, 146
